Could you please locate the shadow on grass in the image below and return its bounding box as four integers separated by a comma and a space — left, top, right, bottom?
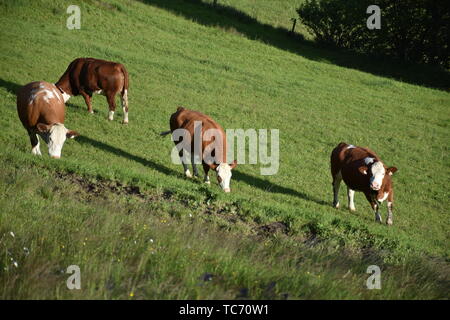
77, 135, 181, 178
233, 170, 329, 206
143, 0, 449, 90
77, 135, 328, 205
0, 78, 22, 95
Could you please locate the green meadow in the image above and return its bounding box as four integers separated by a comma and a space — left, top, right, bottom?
0, 0, 449, 299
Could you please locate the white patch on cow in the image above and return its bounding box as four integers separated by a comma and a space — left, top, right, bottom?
121, 89, 129, 124
55, 87, 71, 102
31, 139, 42, 156
47, 123, 69, 158
94, 90, 103, 95
28, 94, 36, 105
348, 188, 356, 211
123, 107, 129, 124
370, 161, 385, 190
216, 163, 232, 192
364, 157, 375, 165
43, 89, 55, 99
108, 111, 115, 121
346, 144, 356, 149
378, 192, 389, 203
52, 87, 62, 102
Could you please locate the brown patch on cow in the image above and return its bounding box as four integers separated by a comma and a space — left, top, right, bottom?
163, 107, 237, 190
55, 57, 129, 122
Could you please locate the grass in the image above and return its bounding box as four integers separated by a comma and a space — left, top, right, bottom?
0, 0, 449, 299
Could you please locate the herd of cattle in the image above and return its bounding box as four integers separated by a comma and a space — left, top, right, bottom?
16, 57, 398, 225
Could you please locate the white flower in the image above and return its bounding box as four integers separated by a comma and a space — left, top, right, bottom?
9, 232, 15, 238
149, 239, 154, 243
13, 261, 18, 268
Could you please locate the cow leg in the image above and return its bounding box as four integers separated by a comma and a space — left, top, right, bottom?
120, 89, 129, 124
386, 191, 394, 225
347, 187, 356, 212
29, 131, 41, 156
81, 91, 93, 114
179, 149, 192, 178
202, 163, 210, 184
370, 199, 382, 222
106, 93, 116, 121
191, 153, 199, 177
332, 171, 342, 208
364, 193, 382, 222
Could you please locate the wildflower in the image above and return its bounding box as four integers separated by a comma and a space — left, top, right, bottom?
129, 292, 134, 297
13, 261, 18, 268
149, 239, 154, 243
9, 232, 15, 238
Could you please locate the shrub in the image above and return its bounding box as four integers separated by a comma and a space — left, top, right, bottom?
297, 0, 450, 68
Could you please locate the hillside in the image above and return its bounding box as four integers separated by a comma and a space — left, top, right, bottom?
0, 0, 449, 299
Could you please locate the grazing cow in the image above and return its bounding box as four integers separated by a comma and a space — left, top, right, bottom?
17, 81, 79, 158
55, 57, 129, 123
330, 142, 398, 225
161, 107, 237, 192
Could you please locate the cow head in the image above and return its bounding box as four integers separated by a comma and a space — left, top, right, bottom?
209, 160, 237, 192
359, 160, 397, 191
36, 123, 79, 158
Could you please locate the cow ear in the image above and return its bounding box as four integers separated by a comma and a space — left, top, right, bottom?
387, 167, 398, 176
358, 166, 368, 175
66, 130, 79, 139
229, 160, 237, 170
36, 123, 52, 133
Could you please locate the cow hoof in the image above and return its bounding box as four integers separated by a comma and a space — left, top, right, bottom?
333, 202, 340, 209
204, 180, 211, 185
122, 120, 129, 125
386, 219, 393, 226
89, 111, 94, 114
349, 208, 356, 212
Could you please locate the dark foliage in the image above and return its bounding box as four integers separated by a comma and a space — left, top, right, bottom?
297, 0, 450, 68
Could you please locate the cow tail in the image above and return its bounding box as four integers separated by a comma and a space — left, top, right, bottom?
160, 130, 171, 137
120, 65, 129, 124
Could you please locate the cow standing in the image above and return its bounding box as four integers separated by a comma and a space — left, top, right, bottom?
330, 142, 398, 225
55, 57, 129, 123
161, 107, 237, 192
17, 81, 79, 158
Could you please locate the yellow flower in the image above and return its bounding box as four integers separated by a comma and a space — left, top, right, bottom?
129, 292, 134, 297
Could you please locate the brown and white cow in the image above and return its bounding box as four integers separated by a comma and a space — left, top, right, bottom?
55, 57, 129, 123
330, 142, 398, 225
161, 107, 237, 192
17, 81, 79, 158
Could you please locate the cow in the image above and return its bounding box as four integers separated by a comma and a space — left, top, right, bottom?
55, 57, 129, 123
17, 81, 79, 158
161, 107, 237, 192
330, 142, 398, 225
